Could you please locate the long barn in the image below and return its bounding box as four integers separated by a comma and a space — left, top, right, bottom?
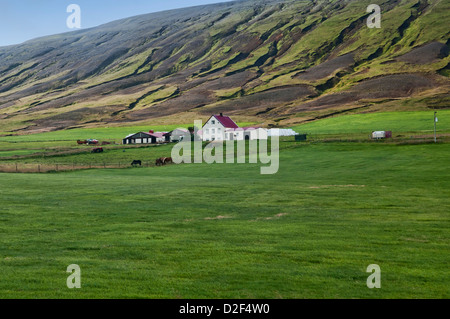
122, 132, 165, 145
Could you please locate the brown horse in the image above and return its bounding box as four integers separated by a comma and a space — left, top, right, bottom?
155, 157, 165, 166
156, 157, 173, 166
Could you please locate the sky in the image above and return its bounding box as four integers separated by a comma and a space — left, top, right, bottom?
0, 0, 234, 47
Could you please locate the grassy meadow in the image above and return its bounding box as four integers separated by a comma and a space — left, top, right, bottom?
291, 110, 450, 135
0, 110, 449, 298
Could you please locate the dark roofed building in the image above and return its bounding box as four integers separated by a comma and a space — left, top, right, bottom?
122, 131, 166, 145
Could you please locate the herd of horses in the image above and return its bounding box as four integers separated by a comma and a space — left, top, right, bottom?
156, 157, 173, 166
131, 157, 173, 167
77, 138, 172, 167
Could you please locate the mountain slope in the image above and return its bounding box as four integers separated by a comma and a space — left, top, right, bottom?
0, 0, 449, 133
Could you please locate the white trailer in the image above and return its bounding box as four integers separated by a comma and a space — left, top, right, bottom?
372, 131, 386, 139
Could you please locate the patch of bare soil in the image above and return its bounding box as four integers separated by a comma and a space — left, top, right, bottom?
201, 85, 316, 115
397, 42, 449, 64
295, 53, 354, 81
18, 127, 59, 135
290, 73, 436, 112
352, 74, 435, 96
197, 70, 258, 91
31, 105, 123, 130
128, 87, 216, 119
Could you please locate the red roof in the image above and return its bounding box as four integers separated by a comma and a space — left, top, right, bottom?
149, 132, 165, 138
138, 131, 166, 138
214, 115, 239, 129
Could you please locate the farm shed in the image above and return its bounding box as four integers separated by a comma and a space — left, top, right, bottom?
122, 131, 166, 145
267, 128, 299, 137
165, 129, 191, 142
372, 131, 392, 139
241, 127, 268, 141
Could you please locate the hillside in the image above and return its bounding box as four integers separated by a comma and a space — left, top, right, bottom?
0, 0, 449, 134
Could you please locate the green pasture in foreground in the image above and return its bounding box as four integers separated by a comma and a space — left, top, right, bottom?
292, 110, 450, 135
0, 142, 448, 298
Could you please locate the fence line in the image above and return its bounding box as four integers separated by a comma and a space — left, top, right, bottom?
0, 161, 158, 173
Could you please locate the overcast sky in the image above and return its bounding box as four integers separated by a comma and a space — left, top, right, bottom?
0, 0, 234, 47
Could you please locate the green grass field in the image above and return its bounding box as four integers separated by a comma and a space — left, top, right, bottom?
0, 140, 449, 298
291, 110, 450, 135
0, 110, 449, 298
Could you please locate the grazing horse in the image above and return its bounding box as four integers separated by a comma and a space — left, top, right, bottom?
77, 140, 87, 145
91, 147, 103, 153
131, 160, 142, 166
156, 157, 173, 166
155, 157, 165, 166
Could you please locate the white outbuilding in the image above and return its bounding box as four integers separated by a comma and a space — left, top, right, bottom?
267, 128, 299, 137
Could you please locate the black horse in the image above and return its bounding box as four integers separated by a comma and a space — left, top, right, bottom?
131, 160, 142, 166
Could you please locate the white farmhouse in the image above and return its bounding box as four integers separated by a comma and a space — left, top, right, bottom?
202, 113, 268, 141
202, 113, 239, 141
